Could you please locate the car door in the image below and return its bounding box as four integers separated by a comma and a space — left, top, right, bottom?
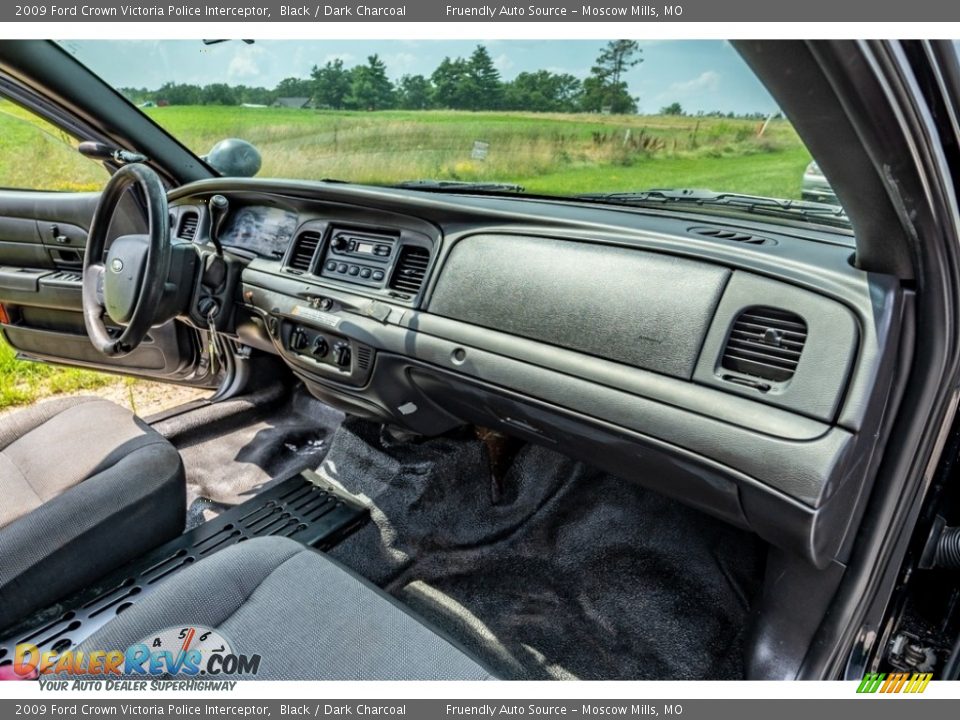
0, 94, 213, 385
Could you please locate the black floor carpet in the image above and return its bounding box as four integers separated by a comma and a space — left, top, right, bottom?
322, 419, 766, 680
155, 384, 344, 528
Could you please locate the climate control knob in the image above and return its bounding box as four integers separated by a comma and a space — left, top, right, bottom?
289, 327, 308, 352
333, 342, 351, 368
312, 336, 329, 358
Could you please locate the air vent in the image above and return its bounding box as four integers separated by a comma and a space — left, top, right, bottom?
355, 346, 373, 371
690, 226, 774, 246
177, 212, 199, 241
286, 232, 321, 273
389, 245, 430, 295
721, 307, 807, 383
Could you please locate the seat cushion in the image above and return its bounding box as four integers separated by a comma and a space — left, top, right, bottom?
75, 536, 494, 680
0, 397, 185, 631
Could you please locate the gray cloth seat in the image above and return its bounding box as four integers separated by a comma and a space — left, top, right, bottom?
0, 396, 185, 631
76, 536, 495, 680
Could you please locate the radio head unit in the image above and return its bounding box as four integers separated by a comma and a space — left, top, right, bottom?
319, 228, 398, 287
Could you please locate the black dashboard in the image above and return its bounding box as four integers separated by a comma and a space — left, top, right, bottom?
168, 178, 905, 570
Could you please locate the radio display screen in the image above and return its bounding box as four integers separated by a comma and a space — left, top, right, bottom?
353, 242, 376, 255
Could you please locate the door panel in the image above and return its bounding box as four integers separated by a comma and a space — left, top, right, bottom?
0, 189, 211, 385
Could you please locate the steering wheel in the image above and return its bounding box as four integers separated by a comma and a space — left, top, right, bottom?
82, 164, 171, 357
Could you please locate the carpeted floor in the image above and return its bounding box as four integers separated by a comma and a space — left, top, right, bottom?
320, 418, 767, 680
154, 384, 344, 528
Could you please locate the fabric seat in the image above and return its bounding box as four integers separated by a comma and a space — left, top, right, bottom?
76, 536, 495, 680
0, 396, 185, 631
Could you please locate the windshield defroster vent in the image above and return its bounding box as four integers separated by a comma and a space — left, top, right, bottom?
721, 307, 807, 383
286, 232, 321, 273
389, 245, 430, 295
177, 212, 199, 241
689, 226, 774, 246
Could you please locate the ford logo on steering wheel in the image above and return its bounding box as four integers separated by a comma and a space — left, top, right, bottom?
110, 258, 124, 273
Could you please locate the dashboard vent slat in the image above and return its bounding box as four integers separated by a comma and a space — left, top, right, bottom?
355, 346, 373, 371
689, 225, 774, 246
287, 232, 321, 273
389, 246, 430, 295
721, 307, 807, 383
177, 212, 199, 241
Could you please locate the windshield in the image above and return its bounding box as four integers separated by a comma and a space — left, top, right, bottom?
60, 40, 842, 220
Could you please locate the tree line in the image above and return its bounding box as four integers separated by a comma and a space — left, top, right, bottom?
121, 41, 645, 114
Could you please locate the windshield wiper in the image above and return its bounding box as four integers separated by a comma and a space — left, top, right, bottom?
394, 179, 525, 193
574, 188, 849, 226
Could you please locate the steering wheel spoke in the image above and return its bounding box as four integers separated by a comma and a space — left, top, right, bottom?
84, 262, 106, 308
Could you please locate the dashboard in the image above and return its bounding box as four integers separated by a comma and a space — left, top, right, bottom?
168, 179, 905, 570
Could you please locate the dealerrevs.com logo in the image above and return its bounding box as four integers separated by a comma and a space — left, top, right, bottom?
8, 626, 260, 690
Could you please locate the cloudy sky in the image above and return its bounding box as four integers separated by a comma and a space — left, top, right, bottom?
61, 39, 784, 114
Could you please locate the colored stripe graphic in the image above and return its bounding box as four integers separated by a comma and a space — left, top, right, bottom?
857, 673, 885, 693
905, 673, 933, 693
857, 672, 932, 694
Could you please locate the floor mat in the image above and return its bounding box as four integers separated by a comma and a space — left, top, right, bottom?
322, 419, 765, 680
156, 384, 344, 528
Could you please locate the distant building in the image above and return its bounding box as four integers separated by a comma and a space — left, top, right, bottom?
272, 97, 312, 109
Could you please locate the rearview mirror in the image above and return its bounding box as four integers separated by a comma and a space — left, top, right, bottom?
203, 138, 262, 177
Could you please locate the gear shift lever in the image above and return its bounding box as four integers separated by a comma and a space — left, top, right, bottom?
202, 195, 229, 290
208, 194, 228, 257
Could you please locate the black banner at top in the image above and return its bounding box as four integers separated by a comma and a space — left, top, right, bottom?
4, 0, 960, 22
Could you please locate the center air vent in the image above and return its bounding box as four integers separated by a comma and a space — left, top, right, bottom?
177, 212, 199, 241
689, 226, 774, 246
286, 231, 321, 273
721, 307, 807, 383
389, 245, 430, 295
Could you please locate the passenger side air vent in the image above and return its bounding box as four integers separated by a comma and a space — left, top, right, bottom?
286, 231, 321, 273
721, 307, 807, 383
689, 226, 774, 246
389, 245, 430, 295
177, 212, 199, 241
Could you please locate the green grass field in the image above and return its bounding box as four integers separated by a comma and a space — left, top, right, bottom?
0, 102, 811, 408
0, 337, 114, 410
144, 106, 811, 198
1, 101, 811, 197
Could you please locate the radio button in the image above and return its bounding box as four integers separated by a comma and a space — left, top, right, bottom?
348, 265, 360, 276
372, 270, 385, 281
360, 268, 372, 279
336, 263, 348, 273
